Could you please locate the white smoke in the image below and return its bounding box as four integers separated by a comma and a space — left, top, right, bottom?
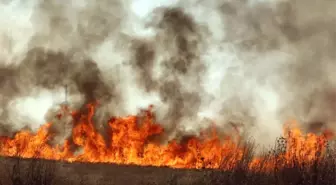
7, 88, 65, 130
0, 0, 335, 148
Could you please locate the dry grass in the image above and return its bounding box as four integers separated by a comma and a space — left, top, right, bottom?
0, 138, 336, 185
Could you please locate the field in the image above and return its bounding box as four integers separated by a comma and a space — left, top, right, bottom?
1, 141, 336, 185
1, 107, 335, 185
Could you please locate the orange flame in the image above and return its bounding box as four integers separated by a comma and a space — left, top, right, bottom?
0, 104, 332, 171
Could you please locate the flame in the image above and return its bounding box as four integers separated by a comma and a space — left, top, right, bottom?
0, 104, 332, 171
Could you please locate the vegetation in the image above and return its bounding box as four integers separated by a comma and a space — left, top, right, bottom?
0, 157, 56, 185
0, 138, 335, 185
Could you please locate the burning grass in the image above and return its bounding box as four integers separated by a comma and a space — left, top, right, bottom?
0, 140, 335, 185
0, 103, 335, 184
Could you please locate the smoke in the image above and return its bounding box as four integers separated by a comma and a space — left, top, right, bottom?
0, 0, 335, 148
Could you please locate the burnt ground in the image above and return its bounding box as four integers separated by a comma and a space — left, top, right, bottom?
0, 154, 336, 185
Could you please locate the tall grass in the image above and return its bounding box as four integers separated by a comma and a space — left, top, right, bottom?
0, 137, 335, 185
196, 137, 336, 185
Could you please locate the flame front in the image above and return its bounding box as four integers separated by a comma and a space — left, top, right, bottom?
0, 104, 332, 171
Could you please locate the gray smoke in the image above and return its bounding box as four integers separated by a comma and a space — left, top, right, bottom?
0, 0, 335, 148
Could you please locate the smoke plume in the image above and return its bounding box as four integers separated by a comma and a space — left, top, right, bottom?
0, 0, 335, 148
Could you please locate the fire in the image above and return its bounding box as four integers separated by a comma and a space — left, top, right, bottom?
0, 104, 332, 171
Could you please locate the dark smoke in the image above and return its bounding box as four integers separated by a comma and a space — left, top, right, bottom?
0, 0, 335, 149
